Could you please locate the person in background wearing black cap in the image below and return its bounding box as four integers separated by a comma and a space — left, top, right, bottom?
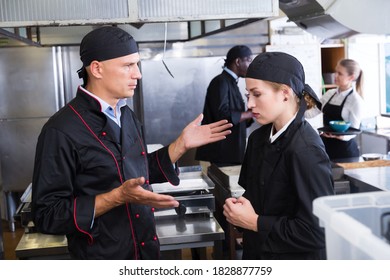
195, 45, 254, 167
223, 52, 335, 260
31, 26, 232, 260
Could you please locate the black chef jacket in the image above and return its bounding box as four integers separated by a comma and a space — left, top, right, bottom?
195, 70, 250, 165
239, 105, 335, 260
32, 87, 180, 260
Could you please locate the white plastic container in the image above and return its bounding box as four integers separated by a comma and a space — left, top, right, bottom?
313, 191, 390, 259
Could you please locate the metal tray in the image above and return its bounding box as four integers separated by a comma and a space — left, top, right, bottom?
318, 126, 362, 135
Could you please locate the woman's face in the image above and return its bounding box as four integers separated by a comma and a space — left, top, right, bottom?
334, 63, 354, 89
245, 78, 286, 126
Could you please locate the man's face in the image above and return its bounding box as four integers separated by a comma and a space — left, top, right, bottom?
237, 56, 253, 78
98, 53, 142, 100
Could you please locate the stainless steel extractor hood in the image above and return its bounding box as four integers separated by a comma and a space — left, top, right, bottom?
279, 0, 390, 39
0, 0, 278, 27
0, 0, 278, 46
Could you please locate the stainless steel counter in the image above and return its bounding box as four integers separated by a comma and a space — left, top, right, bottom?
206, 164, 245, 260
15, 215, 223, 259
333, 156, 390, 193
15, 233, 69, 259
15, 165, 224, 259
157, 215, 224, 251
344, 166, 390, 192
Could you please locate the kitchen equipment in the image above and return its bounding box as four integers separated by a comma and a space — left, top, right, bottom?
331, 162, 351, 195
206, 164, 244, 260
362, 153, 383, 161
207, 164, 244, 198
14, 184, 35, 233
152, 165, 224, 258
381, 212, 390, 244
153, 166, 216, 218
15, 166, 225, 259
17, 166, 218, 228
318, 126, 361, 135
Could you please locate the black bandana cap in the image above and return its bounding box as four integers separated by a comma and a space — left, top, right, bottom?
246, 51, 320, 107
77, 26, 138, 78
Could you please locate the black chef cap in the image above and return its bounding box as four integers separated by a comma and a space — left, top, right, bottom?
77, 26, 138, 79
246, 52, 320, 108
224, 45, 252, 66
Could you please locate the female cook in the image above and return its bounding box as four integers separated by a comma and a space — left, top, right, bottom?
223, 52, 335, 260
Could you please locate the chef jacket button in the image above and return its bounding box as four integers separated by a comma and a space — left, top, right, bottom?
141, 242, 145, 246
135, 213, 140, 218
151, 207, 155, 212
101, 132, 107, 136
141, 151, 146, 155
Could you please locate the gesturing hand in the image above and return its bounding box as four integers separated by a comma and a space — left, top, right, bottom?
181, 113, 233, 149
169, 114, 232, 163
120, 177, 179, 208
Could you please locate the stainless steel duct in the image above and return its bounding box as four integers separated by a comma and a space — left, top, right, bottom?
0, 0, 278, 27
0, 0, 278, 46
280, 0, 390, 39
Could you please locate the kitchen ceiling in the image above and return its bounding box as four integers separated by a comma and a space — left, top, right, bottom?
0, 0, 278, 47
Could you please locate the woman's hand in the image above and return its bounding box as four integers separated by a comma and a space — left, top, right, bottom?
321, 132, 345, 140
223, 197, 259, 232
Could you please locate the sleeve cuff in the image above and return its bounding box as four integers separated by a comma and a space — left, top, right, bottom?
258, 215, 276, 233
156, 146, 180, 186
73, 195, 95, 232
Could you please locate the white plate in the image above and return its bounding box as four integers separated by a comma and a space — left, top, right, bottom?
361, 153, 383, 161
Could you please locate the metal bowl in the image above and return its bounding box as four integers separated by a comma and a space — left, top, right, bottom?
362, 153, 383, 161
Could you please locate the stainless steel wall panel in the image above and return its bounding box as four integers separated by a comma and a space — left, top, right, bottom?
0, 118, 48, 192
138, 19, 268, 149
60, 46, 83, 103
140, 56, 231, 146
0, 47, 58, 119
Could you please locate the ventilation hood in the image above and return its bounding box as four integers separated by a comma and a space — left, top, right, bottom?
0, 0, 278, 26
279, 0, 390, 39
0, 0, 278, 46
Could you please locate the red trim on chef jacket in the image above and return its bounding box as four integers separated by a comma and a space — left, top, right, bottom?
68, 104, 139, 259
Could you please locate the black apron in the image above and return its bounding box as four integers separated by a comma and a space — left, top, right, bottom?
321, 90, 359, 160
